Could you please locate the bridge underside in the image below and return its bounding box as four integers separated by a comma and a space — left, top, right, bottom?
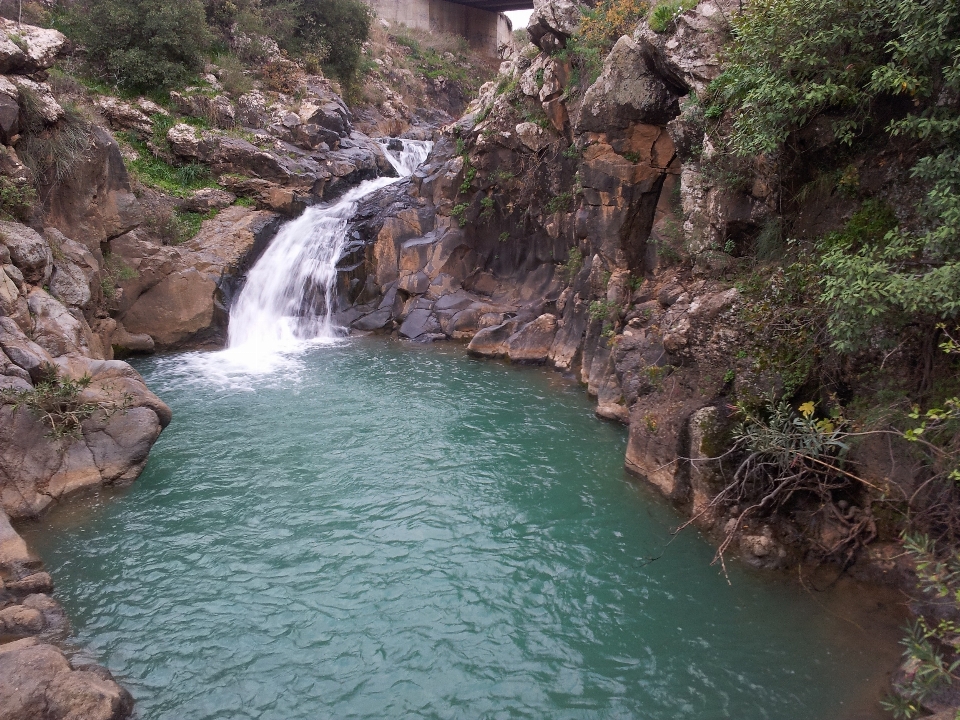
446, 0, 533, 12
367, 0, 528, 57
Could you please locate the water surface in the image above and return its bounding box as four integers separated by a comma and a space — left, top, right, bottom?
22, 339, 901, 720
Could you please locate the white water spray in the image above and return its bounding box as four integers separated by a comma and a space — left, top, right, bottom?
227, 139, 432, 353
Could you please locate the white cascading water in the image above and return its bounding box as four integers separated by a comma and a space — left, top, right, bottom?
227, 139, 432, 354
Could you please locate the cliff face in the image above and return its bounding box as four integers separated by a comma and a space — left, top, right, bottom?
331, 0, 931, 583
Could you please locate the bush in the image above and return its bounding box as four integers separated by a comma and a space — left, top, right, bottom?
579, 0, 650, 51
64, 0, 212, 91
266, 0, 372, 93
647, 0, 696, 34
711, 0, 960, 353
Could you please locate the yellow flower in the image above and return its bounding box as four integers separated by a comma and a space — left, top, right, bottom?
798, 401, 815, 418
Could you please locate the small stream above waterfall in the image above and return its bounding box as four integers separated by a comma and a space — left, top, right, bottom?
227, 139, 432, 351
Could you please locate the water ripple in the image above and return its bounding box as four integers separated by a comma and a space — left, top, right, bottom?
21, 339, 901, 720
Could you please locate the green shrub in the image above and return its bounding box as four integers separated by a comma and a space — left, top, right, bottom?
0, 175, 36, 221
63, 0, 212, 91
0, 370, 96, 439
648, 0, 696, 33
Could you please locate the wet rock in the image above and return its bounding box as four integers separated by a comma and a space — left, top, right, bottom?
109, 324, 155, 356
467, 318, 523, 358
4, 571, 53, 595
0, 603, 44, 636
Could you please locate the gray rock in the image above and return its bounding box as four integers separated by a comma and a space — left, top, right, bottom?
0, 221, 52, 285
27, 289, 90, 357
399, 309, 441, 339
0, 638, 133, 720
466, 318, 523, 358
49, 259, 92, 309
0, 316, 54, 382
577, 36, 682, 133
505, 314, 558, 363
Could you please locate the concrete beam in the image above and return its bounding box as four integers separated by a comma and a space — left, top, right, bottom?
366, 0, 517, 57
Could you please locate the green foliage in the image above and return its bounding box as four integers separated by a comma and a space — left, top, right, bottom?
63, 0, 212, 90
0, 175, 36, 222
459, 163, 477, 194
737, 256, 827, 399
272, 0, 372, 93
119, 130, 217, 197
17, 101, 92, 188
545, 192, 573, 214
479, 195, 495, 221
579, 0, 650, 51
452, 202, 469, 228
589, 299, 619, 321
498, 231, 510, 243
99, 253, 138, 298
714, 0, 960, 354
883, 535, 960, 719
562, 247, 584, 283
648, 0, 697, 34
708, 0, 886, 155
0, 370, 96, 439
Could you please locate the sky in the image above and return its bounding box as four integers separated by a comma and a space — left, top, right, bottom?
504, 9, 534, 29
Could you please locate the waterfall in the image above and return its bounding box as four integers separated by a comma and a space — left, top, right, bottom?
226, 139, 432, 352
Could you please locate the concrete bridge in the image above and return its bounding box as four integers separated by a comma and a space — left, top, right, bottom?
367, 0, 534, 57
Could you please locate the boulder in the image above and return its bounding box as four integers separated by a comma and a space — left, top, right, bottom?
0, 638, 133, 720
399, 309, 441, 339
0, 78, 19, 144
10, 77, 63, 124
527, 0, 581, 51
466, 318, 523, 358
0, 316, 54, 381
0, 19, 66, 73
577, 36, 683, 133
505, 314, 558, 363
121, 268, 217, 348
27, 289, 91, 357
0, 221, 52, 285
93, 97, 153, 135
0, 263, 29, 331
181, 188, 236, 213
515, 122, 552, 152
0, 508, 32, 567
49, 258, 92, 309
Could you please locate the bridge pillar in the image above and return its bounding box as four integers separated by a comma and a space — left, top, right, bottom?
365, 0, 514, 58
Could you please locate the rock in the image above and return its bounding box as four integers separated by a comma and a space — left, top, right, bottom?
82, 406, 163, 484
515, 122, 552, 152
110, 325, 155, 356
466, 318, 523, 358
0, 19, 65, 72
399, 309, 441, 339
93, 97, 153, 135
505, 314, 558, 363
0, 316, 54, 381
0, 79, 19, 144
0, 263, 29, 331
0, 508, 32, 567
527, 0, 581, 50
44, 127, 142, 252
49, 258, 92, 309
5, 571, 53, 594
170, 91, 236, 128
121, 268, 217, 347
0, 221, 52, 285
27, 289, 91, 357
10, 77, 63, 124
577, 36, 683, 133
181, 188, 236, 213
0, 603, 44, 636
0, 639, 133, 720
